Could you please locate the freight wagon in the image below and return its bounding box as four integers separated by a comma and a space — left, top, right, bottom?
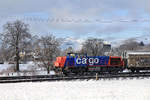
123, 51, 150, 72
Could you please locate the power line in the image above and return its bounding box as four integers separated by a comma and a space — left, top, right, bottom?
1, 16, 150, 23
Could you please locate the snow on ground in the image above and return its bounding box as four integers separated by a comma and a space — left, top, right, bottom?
0, 62, 11, 71
0, 62, 55, 76
0, 61, 37, 71
0, 78, 150, 100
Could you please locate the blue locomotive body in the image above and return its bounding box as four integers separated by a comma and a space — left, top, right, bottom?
54, 53, 124, 74
74, 56, 110, 67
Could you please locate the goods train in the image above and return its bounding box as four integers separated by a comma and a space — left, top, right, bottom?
54, 52, 150, 75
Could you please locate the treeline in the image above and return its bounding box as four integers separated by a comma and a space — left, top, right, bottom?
0, 20, 61, 73
0, 20, 149, 73
66, 38, 149, 56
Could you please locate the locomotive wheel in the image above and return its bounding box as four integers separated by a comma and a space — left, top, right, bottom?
131, 69, 135, 73
136, 70, 139, 73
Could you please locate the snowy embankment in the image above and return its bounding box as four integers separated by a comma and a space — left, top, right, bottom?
0, 78, 150, 100
0, 62, 55, 76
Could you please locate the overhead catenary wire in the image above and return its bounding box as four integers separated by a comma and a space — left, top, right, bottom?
1, 16, 150, 23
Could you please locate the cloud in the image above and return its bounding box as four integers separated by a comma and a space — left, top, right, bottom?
0, 0, 150, 50
61, 37, 85, 50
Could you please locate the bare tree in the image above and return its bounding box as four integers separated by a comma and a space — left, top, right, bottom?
116, 39, 145, 56
37, 34, 61, 74
120, 40, 141, 51
81, 38, 104, 56
0, 20, 31, 71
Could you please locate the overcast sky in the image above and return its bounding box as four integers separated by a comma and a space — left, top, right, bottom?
0, 0, 150, 49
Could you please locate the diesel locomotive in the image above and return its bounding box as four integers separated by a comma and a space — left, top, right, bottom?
54, 53, 124, 75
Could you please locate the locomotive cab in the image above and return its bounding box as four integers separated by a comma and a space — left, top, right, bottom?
109, 56, 124, 67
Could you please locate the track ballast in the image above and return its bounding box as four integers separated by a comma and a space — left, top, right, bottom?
0, 72, 150, 83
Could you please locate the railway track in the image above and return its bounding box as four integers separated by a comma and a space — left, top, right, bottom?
0, 72, 150, 83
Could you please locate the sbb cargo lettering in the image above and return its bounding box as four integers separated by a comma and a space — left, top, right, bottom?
76, 58, 99, 65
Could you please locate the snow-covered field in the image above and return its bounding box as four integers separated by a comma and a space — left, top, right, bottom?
0, 78, 150, 100
0, 62, 55, 76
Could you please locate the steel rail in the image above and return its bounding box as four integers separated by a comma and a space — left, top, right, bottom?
0, 72, 150, 83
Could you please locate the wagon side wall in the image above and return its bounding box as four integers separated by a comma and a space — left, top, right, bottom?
128, 54, 150, 68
